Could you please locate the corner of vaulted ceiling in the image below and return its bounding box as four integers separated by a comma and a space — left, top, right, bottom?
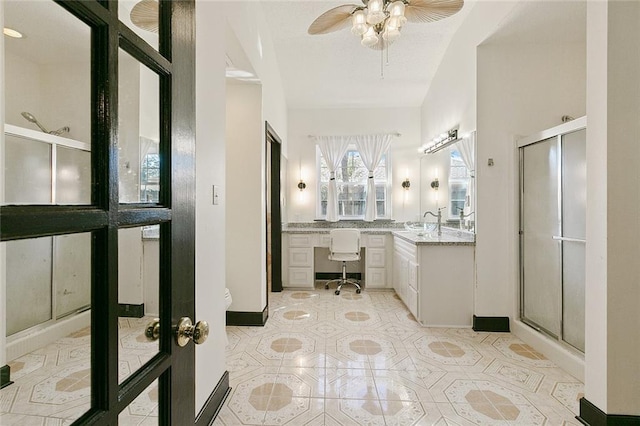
418, 0, 520, 109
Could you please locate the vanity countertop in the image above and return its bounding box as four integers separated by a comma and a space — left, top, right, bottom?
282, 226, 391, 235
392, 230, 475, 246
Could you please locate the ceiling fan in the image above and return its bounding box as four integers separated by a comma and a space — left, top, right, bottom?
308, 0, 464, 50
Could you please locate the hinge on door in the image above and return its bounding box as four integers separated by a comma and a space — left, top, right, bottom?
519, 230, 524, 235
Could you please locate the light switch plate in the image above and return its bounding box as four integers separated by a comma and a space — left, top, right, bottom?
213, 185, 219, 205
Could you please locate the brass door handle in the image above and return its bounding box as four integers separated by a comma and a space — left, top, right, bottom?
145, 318, 160, 341
176, 317, 209, 347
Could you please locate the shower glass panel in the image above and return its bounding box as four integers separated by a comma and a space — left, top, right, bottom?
118, 49, 160, 204
4, 135, 52, 204
561, 129, 587, 352
521, 137, 561, 337
519, 120, 586, 353
6, 237, 53, 335
118, 226, 160, 383
55, 233, 92, 318
56, 145, 91, 204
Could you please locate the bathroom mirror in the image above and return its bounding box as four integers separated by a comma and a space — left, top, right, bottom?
419, 132, 476, 232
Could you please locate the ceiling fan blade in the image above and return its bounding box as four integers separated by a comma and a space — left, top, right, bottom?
308, 5, 359, 35
130, 0, 159, 33
405, 0, 464, 23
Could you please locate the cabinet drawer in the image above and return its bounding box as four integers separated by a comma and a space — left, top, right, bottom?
366, 234, 386, 247
366, 267, 386, 288
367, 248, 386, 268
318, 235, 331, 247
288, 267, 314, 287
289, 247, 313, 267
289, 234, 314, 247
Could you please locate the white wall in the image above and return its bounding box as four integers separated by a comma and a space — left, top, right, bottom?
195, 0, 289, 412
476, 41, 586, 318
286, 107, 421, 223
585, 0, 640, 415
225, 83, 263, 312
1, 2, 7, 372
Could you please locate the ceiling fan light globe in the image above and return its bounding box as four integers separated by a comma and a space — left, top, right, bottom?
366, 11, 386, 25
388, 15, 407, 29
383, 27, 401, 42
351, 10, 369, 35
361, 27, 379, 47
389, 1, 406, 17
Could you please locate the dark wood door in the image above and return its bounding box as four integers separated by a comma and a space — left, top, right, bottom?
1, 0, 199, 424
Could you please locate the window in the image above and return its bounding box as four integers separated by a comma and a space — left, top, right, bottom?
140, 152, 160, 202
317, 146, 390, 219
448, 149, 470, 219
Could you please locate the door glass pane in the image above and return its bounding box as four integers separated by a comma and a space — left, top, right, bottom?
118, 226, 160, 383
56, 146, 91, 204
118, 379, 159, 425
562, 129, 586, 351
119, 0, 160, 52
4, 1, 91, 143
4, 134, 52, 204
6, 237, 53, 334
3, 233, 92, 423
521, 137, 561, 337
118, 49, 161, 204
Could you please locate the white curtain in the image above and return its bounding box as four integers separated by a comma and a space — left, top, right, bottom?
457, 131, 475, 209
316, 136, 350, 222
354, 134, 393, 222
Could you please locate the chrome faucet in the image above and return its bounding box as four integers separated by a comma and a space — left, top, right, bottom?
455, 207, 474, 230
423, 207, 446, 236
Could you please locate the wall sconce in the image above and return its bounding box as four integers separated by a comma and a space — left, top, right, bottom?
297, 180, 306, 191
430, 177, 439, 190
401, 178, 410, 190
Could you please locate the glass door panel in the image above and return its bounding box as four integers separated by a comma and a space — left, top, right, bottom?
561, 129, 587, 351
118, 226, 160, 384
521, 137, 561, 337
118, 379, 159, 425
118, 49, 161, 204
3, 232, 93, 424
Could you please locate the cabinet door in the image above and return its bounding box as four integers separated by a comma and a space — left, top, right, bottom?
367, 248, 386, 268
408, 261, 418, 291
289, 247, 313, 267
289, 267, 314, 287
366, 268, 386, 288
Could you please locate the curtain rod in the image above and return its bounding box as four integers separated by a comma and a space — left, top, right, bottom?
307, 132, 401, 138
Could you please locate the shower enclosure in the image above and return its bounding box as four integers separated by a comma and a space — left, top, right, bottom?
4, 125, 91, 339
518, 117, 586, 353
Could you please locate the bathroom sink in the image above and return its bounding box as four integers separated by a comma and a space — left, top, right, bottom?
404, 221, 438, 236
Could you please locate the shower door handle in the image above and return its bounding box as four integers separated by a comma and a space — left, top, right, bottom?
552, 236, 586, 243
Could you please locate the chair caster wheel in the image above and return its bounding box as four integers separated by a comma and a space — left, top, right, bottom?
356, 289, 361, 294
325, 284, 329, 289
335, 290, 340, 295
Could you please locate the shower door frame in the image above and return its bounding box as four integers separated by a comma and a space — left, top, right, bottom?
518, 116, 587, 353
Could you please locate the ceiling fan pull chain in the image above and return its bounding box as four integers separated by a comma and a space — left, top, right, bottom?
380, 47, 384, 79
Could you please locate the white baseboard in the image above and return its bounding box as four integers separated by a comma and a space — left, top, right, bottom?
7, 311, 91, 361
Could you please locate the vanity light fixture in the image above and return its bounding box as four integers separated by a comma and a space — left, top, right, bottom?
3, 27, 24, 38
401, 178, 410, 190
422, 128, 460, 154
297, 180, 307, 191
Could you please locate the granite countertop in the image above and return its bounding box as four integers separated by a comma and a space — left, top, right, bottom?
392, 230, 475, 246
282, 227, 392, 235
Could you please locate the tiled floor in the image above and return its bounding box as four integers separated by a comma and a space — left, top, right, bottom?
1, 289, 584, 425
215, 289, 584, 425
0, 317, 159, 425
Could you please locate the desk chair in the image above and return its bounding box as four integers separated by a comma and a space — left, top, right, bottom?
325, 228, 362, 295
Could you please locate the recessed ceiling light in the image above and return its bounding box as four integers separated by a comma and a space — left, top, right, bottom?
3, 27, 24, 38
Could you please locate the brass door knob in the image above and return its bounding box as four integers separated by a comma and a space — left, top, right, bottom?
176, 317, 209, 347
145, 318, 160, 341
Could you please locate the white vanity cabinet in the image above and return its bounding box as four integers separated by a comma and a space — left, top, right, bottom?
393, 232, 475, 327
363, 234, 388, 288
285, 234, 315, 287
282, 230, 392, 289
